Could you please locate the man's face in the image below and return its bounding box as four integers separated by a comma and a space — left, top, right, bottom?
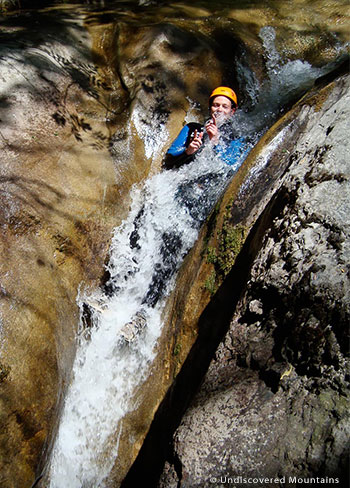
210, 95, 235, 122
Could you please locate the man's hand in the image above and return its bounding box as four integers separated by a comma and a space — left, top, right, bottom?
205, 115, 219, 142
185, 129, 203, 155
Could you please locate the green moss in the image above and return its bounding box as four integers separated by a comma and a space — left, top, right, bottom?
206, 246, 217, 264
217, 222, 247, 277
173, 343, 182, 356
201, 201, 248, 294
204, 269, 217, 295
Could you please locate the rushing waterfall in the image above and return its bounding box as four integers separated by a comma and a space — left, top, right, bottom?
46, 24, 341, 487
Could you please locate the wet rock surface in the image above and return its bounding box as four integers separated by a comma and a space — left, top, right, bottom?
0, 2, 349, 487
0, 11, 123, 487
157, 74, 350, 487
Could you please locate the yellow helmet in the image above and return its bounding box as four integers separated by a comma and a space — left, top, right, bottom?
209, 86, 237, 107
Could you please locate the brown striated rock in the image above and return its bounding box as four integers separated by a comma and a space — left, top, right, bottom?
0, 13, 124, 487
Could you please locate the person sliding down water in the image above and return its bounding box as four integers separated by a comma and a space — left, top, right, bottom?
84, 88, 249, 345
136, 86, 250, 311
163, 86, 247, 169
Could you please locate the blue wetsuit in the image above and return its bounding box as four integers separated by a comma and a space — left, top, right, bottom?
163, 121, 247, 169
140, 121, 247, 307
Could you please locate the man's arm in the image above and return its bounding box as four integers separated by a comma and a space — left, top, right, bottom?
213, 137, 249, 166
163, 123, 203, 170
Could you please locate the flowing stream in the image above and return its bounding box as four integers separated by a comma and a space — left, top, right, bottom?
48, 121, 247, 488
46, 25, 342, 488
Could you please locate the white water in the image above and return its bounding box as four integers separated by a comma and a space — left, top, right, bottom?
48, 131, 244, 487
47, 26, 343, 487
233, 25, 342, 137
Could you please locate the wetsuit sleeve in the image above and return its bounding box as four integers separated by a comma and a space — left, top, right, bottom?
213, 137, 249, 166
163, 123, 203, 170
167, 125, 190, 156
